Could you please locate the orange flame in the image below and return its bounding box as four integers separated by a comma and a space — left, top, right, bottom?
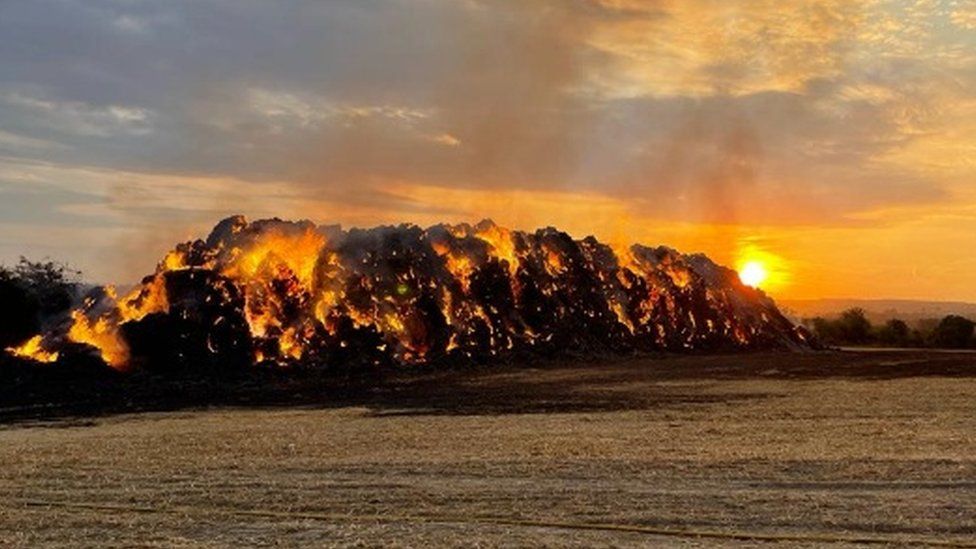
475, 223, 520, 274
67, 310, 129, 369
6, 335, 59, 363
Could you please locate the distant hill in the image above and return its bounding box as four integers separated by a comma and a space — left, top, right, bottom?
779, 299, 976, 325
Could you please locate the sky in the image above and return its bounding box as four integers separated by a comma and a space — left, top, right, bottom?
1, 0, 974, 301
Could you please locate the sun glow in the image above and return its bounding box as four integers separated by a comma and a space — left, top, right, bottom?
739, 261, 768, 288
734, 240, 790, 293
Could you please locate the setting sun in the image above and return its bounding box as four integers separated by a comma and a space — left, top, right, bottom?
739, 261, 768, 288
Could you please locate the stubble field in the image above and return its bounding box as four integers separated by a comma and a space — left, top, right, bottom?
1, 350, 975, 547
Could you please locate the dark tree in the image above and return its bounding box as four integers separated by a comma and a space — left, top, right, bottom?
930, 315, 975, 349
12, 259, 79, 316
0, 258, 79, 348
809, 317, 837, 345
877, 318, 911, 347
836, 308, 872, 344
0, 273, 37, 348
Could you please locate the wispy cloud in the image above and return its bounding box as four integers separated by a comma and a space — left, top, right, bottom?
2, 91, 153, 137
0, 0, 973, 299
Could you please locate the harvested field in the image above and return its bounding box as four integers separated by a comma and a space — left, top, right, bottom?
1, 350, 975, 547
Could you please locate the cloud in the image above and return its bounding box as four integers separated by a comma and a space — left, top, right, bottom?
1, 91, 154, 137
0, 0, 974, 298
951, 1, 976, 29
112, 14, 150, 34
0, 129, 61, 152
584, 0, 865, 98
246, 88, 431, 129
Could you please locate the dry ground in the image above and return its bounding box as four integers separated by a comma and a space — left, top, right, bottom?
1, 350, 975, 547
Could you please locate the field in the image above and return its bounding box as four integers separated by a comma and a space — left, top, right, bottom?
1, 350, 975, 547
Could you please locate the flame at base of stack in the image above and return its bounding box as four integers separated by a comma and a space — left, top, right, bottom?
9, 216, 814, 372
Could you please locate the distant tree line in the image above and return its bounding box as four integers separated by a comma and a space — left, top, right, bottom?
805, 308, 976, 349
0, 258, 79, 348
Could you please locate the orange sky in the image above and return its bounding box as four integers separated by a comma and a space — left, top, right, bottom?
1, 0, 975, 301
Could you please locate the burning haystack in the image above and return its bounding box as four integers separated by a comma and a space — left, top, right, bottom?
8, 217, 813, 374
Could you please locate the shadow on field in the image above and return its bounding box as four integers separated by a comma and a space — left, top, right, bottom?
365, 348, 976, 416
1, 349, 974, 425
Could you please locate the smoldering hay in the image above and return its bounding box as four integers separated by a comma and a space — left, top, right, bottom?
8, 216, 815, 374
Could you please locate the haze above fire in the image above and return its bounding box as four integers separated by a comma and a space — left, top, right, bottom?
1, 1, 974, 300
